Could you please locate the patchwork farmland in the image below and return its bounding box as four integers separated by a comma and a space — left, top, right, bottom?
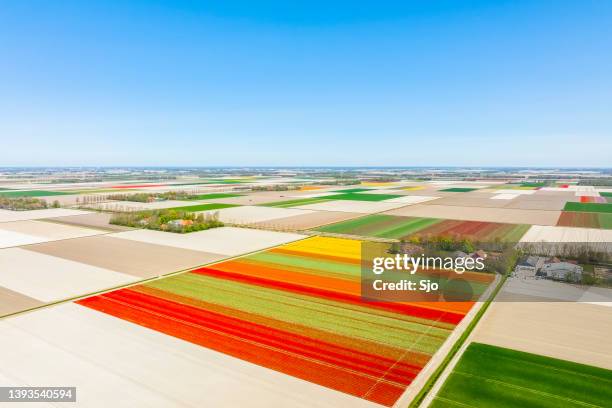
77, 236, 494, 406
0, 169, 611, 407
316, 214, 530, 242
431, 343, 612, 408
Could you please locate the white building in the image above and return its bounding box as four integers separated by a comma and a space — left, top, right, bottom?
541, 262, 583, 281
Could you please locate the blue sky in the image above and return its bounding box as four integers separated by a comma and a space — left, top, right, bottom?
1, 1, 610, 166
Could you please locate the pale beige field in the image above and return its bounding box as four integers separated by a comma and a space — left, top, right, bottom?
111, 226, 305, 256
42, 212, 133, 231
473, 300, 612, 369
0, 220, 104, 239
0, 220, 104, 248
294, 200, 410, 214
0, 248, 137, 302
0, 286, 43, 317
25, 235, 225, 279
201, 205, 316, 224
383, 204, 562, 225
204, 191, 318, 205
90, 200, 194, 212
0, 304, 378, 408
250, 211, 363, 230
0, 208, 91, 222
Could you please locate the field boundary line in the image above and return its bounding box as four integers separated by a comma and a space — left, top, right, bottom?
399, 272, 507, 408
0, 232, 313, 321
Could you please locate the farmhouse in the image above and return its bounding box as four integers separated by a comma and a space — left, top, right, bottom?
515, 256, 546, 274
541, 262, 583, 281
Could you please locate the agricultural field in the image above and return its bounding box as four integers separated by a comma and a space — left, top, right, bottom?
0, 189, 70, 197
0, 170, 611, 407
439, 188, 478, 192
431, 342, 612, 408
316, 214, 530, 242
167, 202, 238, 212
185, 193, 244, 200
563, 202, 612, 213
77, 236, 493, 406
556, 211, 612, 229
261, 196, 335, 208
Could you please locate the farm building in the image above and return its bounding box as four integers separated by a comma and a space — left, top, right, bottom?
515, 256, 547, 275
541, 262, 583, 281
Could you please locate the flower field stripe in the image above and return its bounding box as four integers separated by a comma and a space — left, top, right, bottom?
270, 247, 362, 265
132, 284, 432, 367
76, 236, 491, 406
142, 273, 455, 351
315, 215, 530, 241
556, 211, 612, 229
280, 236, 362, 259
89, 289, 423, 384
191, 265, 465, 325
77, 291, 407, 405
248, 251, 362, 277
370, 217, 442, 239
316, 214, 392, 233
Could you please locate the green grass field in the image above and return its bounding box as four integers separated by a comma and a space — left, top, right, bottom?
328, 192, 402, 201
331, 188, 373, 193
601, 192, 612, 198
0, 190, 70, 197
439, 188, 478, 192
187, 193, 243, 200
431, 342, 612, 408
168, 203, 238, 211
260, 197, 334, 208
564, 202, 612, 213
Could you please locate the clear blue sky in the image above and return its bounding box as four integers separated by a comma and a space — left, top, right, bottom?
1, 1, 610, 167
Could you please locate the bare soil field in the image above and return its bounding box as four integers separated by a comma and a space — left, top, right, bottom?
0, 286, 43, 316
0, 304, 377, 408
383, 204, 562, 225
0, 208, 91, 223
111, 227, 305, 256
250, 210, 363, 230
0, 220, 104, 239
0, 248, 137, 302
473, 299, 612, 369
202, 205, 315, 224
42, 212, 133, 231
25, 235, 225, 279
294, 200, 410, 214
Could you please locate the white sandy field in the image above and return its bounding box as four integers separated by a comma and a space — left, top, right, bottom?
111, 227, 305, 256
89, 200, 195, 212
0, 248, 137, 302
200, 205, 316, 224
385, 195, 440, 204
0, 208, 92, 223
294, 200, 410, 214
0, 304, 378, 408
473, 295, 612, 369
0, 220, 104, 249
383, 204, 562, 225
520, 225, 612, 255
